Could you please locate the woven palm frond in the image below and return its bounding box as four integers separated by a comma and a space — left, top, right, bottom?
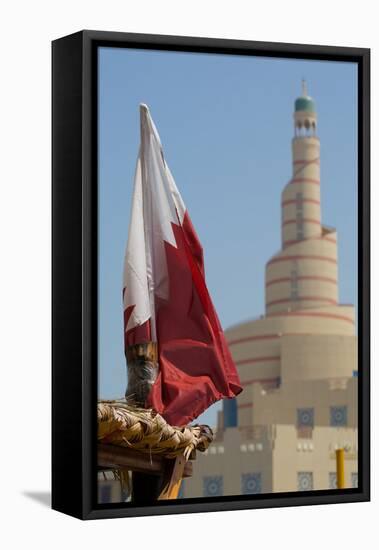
98, 400, 214, 460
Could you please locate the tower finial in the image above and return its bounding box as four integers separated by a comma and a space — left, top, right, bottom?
302, 78, 308, 97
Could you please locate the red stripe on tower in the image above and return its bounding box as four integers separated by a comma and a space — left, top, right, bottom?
291, 178, 320, 185
266, 275, 338, 287
282, 198, 321, 206
267, 254, 337, 266
282, 217, 320, 226
266, 296, 337, 307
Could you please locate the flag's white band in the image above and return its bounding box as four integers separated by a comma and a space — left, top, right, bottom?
123, 104, 186, 335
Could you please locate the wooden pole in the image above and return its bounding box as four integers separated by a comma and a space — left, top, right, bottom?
125, 342, 159, 405
125, 342, 162, 502
336, 448, 345, 488
158, 454, 186, 500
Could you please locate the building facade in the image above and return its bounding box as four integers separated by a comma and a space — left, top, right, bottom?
184, 83, 358, 498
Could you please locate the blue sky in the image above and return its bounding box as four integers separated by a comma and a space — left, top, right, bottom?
98, 47, 357, 426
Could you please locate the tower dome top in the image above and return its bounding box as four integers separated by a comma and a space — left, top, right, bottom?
294, 80, 316, 113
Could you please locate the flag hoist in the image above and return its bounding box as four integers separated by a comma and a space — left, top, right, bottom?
123, 104, 242, 427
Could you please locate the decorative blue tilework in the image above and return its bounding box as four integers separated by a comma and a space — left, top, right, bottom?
330, 405, 348, 427
329, 472, 337, 489
203, 476, 223, 497
297, 407, 314, 428
241, 473, 262, 495
351, 473, 358, 488
297, 472, 313, 491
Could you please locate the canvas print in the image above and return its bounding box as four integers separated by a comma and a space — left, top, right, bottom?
96, 47, 358, 505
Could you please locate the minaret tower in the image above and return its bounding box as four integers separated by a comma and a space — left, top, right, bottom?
283, 79, 321, 246
265, 82, 339, 315
222, 83, 356, 434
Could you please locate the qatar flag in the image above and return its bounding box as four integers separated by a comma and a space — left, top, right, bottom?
123, 104, 242, 426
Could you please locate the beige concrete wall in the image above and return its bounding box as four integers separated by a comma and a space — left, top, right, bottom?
265, 232, 339, 314
281, 333, 357, 383
251, 377, 357, 428
185, 427, 274, 497
265, 234, 339, 314
226, 305, 355, 345
184, 424, 357, 498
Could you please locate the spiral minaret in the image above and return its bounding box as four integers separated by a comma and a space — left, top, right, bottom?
265, 81, 338, 315
223, 82, 356, 431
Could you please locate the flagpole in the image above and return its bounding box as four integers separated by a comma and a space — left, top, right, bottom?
140, 104, 157, 342
124, 105, 160, 409
124, 105, 161, 503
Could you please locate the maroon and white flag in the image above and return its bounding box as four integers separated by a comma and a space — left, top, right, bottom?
123, 104, 242, 426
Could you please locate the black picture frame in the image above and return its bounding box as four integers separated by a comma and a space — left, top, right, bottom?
52, 30, 370, 520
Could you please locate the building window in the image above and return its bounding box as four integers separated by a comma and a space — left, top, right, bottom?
351, 473, 358, 488
297, 407, 314, 428
241, 473, 262, 495
290, 267, 298, 298
329, 472, 337, 489
330, 405, 348, 427
223, 397, 238, 429
99, 485, 112, 504
297, 472, 313, 491
203, 476, 223, 497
